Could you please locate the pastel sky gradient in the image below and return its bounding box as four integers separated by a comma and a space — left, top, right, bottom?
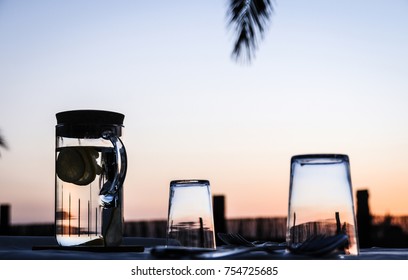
1, 0, 407, 224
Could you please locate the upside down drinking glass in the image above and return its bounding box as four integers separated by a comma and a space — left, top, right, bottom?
166, 180, 216, 249
286, 154, 359, 255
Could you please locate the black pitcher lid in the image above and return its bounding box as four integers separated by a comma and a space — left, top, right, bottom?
56, 110, 124, 126
56, 110, 125, 138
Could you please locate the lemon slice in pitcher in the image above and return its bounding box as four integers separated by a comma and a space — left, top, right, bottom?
74, 147, 99, 186
57, 147, 100, 185
56, 147, 86, 183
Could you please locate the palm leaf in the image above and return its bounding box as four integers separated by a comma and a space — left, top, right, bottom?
227, 0, 273, 63
0, 132, 8, 157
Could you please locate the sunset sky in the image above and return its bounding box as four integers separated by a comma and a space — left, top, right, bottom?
1, 0, 407, 224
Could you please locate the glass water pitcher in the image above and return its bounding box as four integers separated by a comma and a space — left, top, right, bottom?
55, 110, 127, 247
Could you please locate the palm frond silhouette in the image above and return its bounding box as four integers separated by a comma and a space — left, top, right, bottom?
227, 0, 274, 63
0, 132, 8, 157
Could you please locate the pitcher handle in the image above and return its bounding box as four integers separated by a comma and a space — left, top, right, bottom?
99, 130, 128, 208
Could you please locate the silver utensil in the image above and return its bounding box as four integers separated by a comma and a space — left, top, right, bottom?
150, 233, 349, 259
287, 233, 349, 257
217, 233, 285, 251
217, 232, 348, 257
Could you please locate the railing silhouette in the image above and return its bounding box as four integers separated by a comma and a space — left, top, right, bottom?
123, 217, 287, 241
2, 190, 408, 247
3, 216, 408, 247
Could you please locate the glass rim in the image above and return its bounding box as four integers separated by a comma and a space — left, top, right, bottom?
170, 179, 210, 187
291, 154, 349, 164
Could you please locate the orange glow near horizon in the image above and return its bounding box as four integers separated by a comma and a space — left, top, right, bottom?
1, 1, 408, 224
2, 164, 408, 225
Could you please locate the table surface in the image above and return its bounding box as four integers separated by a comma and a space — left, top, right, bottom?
1, 236, 407, 260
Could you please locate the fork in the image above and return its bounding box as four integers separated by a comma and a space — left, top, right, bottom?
217, 232, 348, 257
287, 234, 348, 256
217, 233, 285, 249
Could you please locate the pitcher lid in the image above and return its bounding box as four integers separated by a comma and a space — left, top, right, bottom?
56, 110, 124, 125
56, 110, 125, 138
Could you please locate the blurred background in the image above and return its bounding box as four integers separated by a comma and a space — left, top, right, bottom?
1, 0, 407, 246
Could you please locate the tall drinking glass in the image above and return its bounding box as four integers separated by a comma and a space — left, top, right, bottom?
286, 154, 359, 255
166, 180, 216, 249
55, 110, 127, 247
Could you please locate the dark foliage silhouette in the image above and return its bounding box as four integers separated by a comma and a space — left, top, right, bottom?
0, 132, 7, 157
227, 0, 274, 63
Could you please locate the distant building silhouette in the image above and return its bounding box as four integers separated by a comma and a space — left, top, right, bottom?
357, 190, 372, 247
213, 195, 227, 245
0, 204, 11, 235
